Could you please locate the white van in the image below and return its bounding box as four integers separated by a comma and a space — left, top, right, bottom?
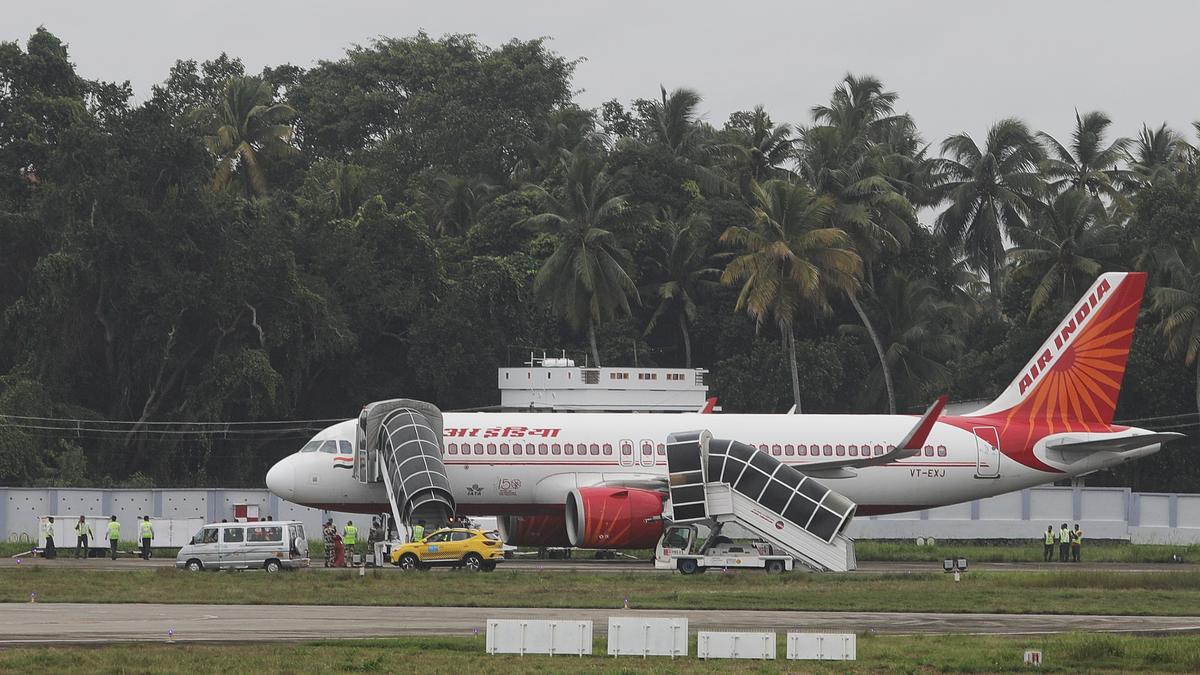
176, 521, 309, 572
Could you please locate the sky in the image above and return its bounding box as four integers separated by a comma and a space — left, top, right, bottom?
5, 1, 1199, 148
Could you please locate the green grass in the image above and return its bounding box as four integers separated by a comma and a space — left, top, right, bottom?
855, 540, 1200, 563
5, 567, 1200, 615
1, 633, 1198, 673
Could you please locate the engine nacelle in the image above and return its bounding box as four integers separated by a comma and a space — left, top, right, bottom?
496, 515, 571, 547
565, 487, 665, 549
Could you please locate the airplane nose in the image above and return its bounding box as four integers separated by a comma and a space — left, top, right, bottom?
266, 458, 295, 499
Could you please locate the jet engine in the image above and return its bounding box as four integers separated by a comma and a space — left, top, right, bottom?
565, 487, 665, 549
496, 515, 571, 547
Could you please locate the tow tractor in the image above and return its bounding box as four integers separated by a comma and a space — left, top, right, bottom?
654, 521, 795, 574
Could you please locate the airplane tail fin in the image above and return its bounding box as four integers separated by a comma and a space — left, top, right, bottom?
970, 272, 1146, 429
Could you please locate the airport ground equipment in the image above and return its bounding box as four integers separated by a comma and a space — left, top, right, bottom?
654, 519, 795, 573
660, 430, 857, 572
486, 619, 593, 656
355, 400, 455, 535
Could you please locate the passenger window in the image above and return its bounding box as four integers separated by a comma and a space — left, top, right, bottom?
249, 526, 282, 542
621, 441, 632, 455
797, 444, 808, 456
590, 443, 600, 455
223, 527, 244, 543
924, 445, 934, 457
199, 527, 219, 544
448, 443, 458, 454
552, 443, 561, 455
642, 441, 653, 456
526, 443, 536, 454
512, 444, 523, 455
474, 443, 484, 455
875, 444, 885, 456
486, 443, 497, 455
823, 445, 833, 456
835, 445, 845, 457
538, 444, 548, 455
784, 444, 795, 456
564, 443, 574, 455
848, 445, 858, 457
657, 443, 666, 455
500, 443, 510, 455
772, 444, 782, 456
602, 443, 612, 455
937, 445, 947, 457
758, 444, 769, 453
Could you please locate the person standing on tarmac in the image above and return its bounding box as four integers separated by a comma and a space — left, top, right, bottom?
107, 516, 121, 560
1059, 523, 1070, 562
343, 521, 358, 563
1043, 526, 1055, 562
1071, 524, 1083, 562
139, 516, 155, 560
75, 516, 93, 558
322, 519, 336, 568
411, 520, 425, 542
43, 517, 57, 559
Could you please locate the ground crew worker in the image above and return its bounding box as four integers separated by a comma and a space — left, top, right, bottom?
139, 516, 155, 560
107, 516, 120, 560
1043, 526, 1055, 562
322, 519, 336, 568
43, 517, 57, 559
412, 520, 425, 542
1059, 523, 1070, 562
75, 516, 92, 558
343, 521, 358, 563
1071, 524, 1083, 562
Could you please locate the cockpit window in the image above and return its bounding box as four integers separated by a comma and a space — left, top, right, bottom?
339, 440, 353, 455
299, 441, 321, 453
319, 440, 338, 454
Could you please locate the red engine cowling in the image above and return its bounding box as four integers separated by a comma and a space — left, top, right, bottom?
565, 487, 665, 549
496, 515, 571, 547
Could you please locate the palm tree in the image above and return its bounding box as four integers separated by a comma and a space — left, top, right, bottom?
642, 210, 721, 368
1008, 190, 1121, 317
203, 76, 296, 196
512, 108, 606, 185
1127, 122, 1182, 188
933, 118, 1046, 294
719, 106, 795, 195
721, 179, 861, 412
1153, 236, 1200, 417
414, 174, 497, 236
527, 152, 639, 366
646, 85, 705, 158
1038, 111, 1133, 204
841, 271, 964, 411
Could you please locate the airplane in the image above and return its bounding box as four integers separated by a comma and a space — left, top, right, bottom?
266, 271, 1183, 550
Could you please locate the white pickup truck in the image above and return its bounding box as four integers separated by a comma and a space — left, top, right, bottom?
653, 522, 795, 574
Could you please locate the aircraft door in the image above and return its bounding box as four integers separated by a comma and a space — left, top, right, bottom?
638, 439, 656, 467
973, 426, 1001, 479
619, 439, 636, 467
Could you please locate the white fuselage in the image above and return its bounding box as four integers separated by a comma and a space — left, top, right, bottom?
266, 412, 1160, 517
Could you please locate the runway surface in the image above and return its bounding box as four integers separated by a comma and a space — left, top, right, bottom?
2, 603, 1199, 643
1, 556, 1196, 574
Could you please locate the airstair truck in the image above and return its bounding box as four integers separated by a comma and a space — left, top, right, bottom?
657, 431, 858, 573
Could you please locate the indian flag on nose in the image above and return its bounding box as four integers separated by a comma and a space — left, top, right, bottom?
333, 455, 354, 470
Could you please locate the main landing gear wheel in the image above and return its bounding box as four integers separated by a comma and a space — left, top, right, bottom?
678, 558, 699, 575
765, 560, 785, 574
463, 553, 483, 572
399, 553, 420, 571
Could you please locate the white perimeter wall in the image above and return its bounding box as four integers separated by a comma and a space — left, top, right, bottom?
3, 485, 1199, 545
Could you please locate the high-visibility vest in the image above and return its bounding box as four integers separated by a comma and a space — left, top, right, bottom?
44, 523, 54, 538
140, 521, 154, 539
1044, 531, 1054, 545
343, 525, 357, 545
76, 522, 91, 537
1073, 530, 1083, 544
412, 525, 425, 541
107, 522, 120, 540
1060, 528, 1069, 543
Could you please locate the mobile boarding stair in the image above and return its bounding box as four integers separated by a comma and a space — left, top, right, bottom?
355, 399, 456, 547
664, 430, 857, 572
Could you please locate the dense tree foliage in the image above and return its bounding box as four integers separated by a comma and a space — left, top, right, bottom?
2, 28, 1199, 491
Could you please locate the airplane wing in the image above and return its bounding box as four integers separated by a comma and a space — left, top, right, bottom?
797, 395, 949, 478
1046, 432, 1185, 455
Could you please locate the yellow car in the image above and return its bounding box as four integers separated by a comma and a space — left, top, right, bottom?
390, 528, 504, 571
